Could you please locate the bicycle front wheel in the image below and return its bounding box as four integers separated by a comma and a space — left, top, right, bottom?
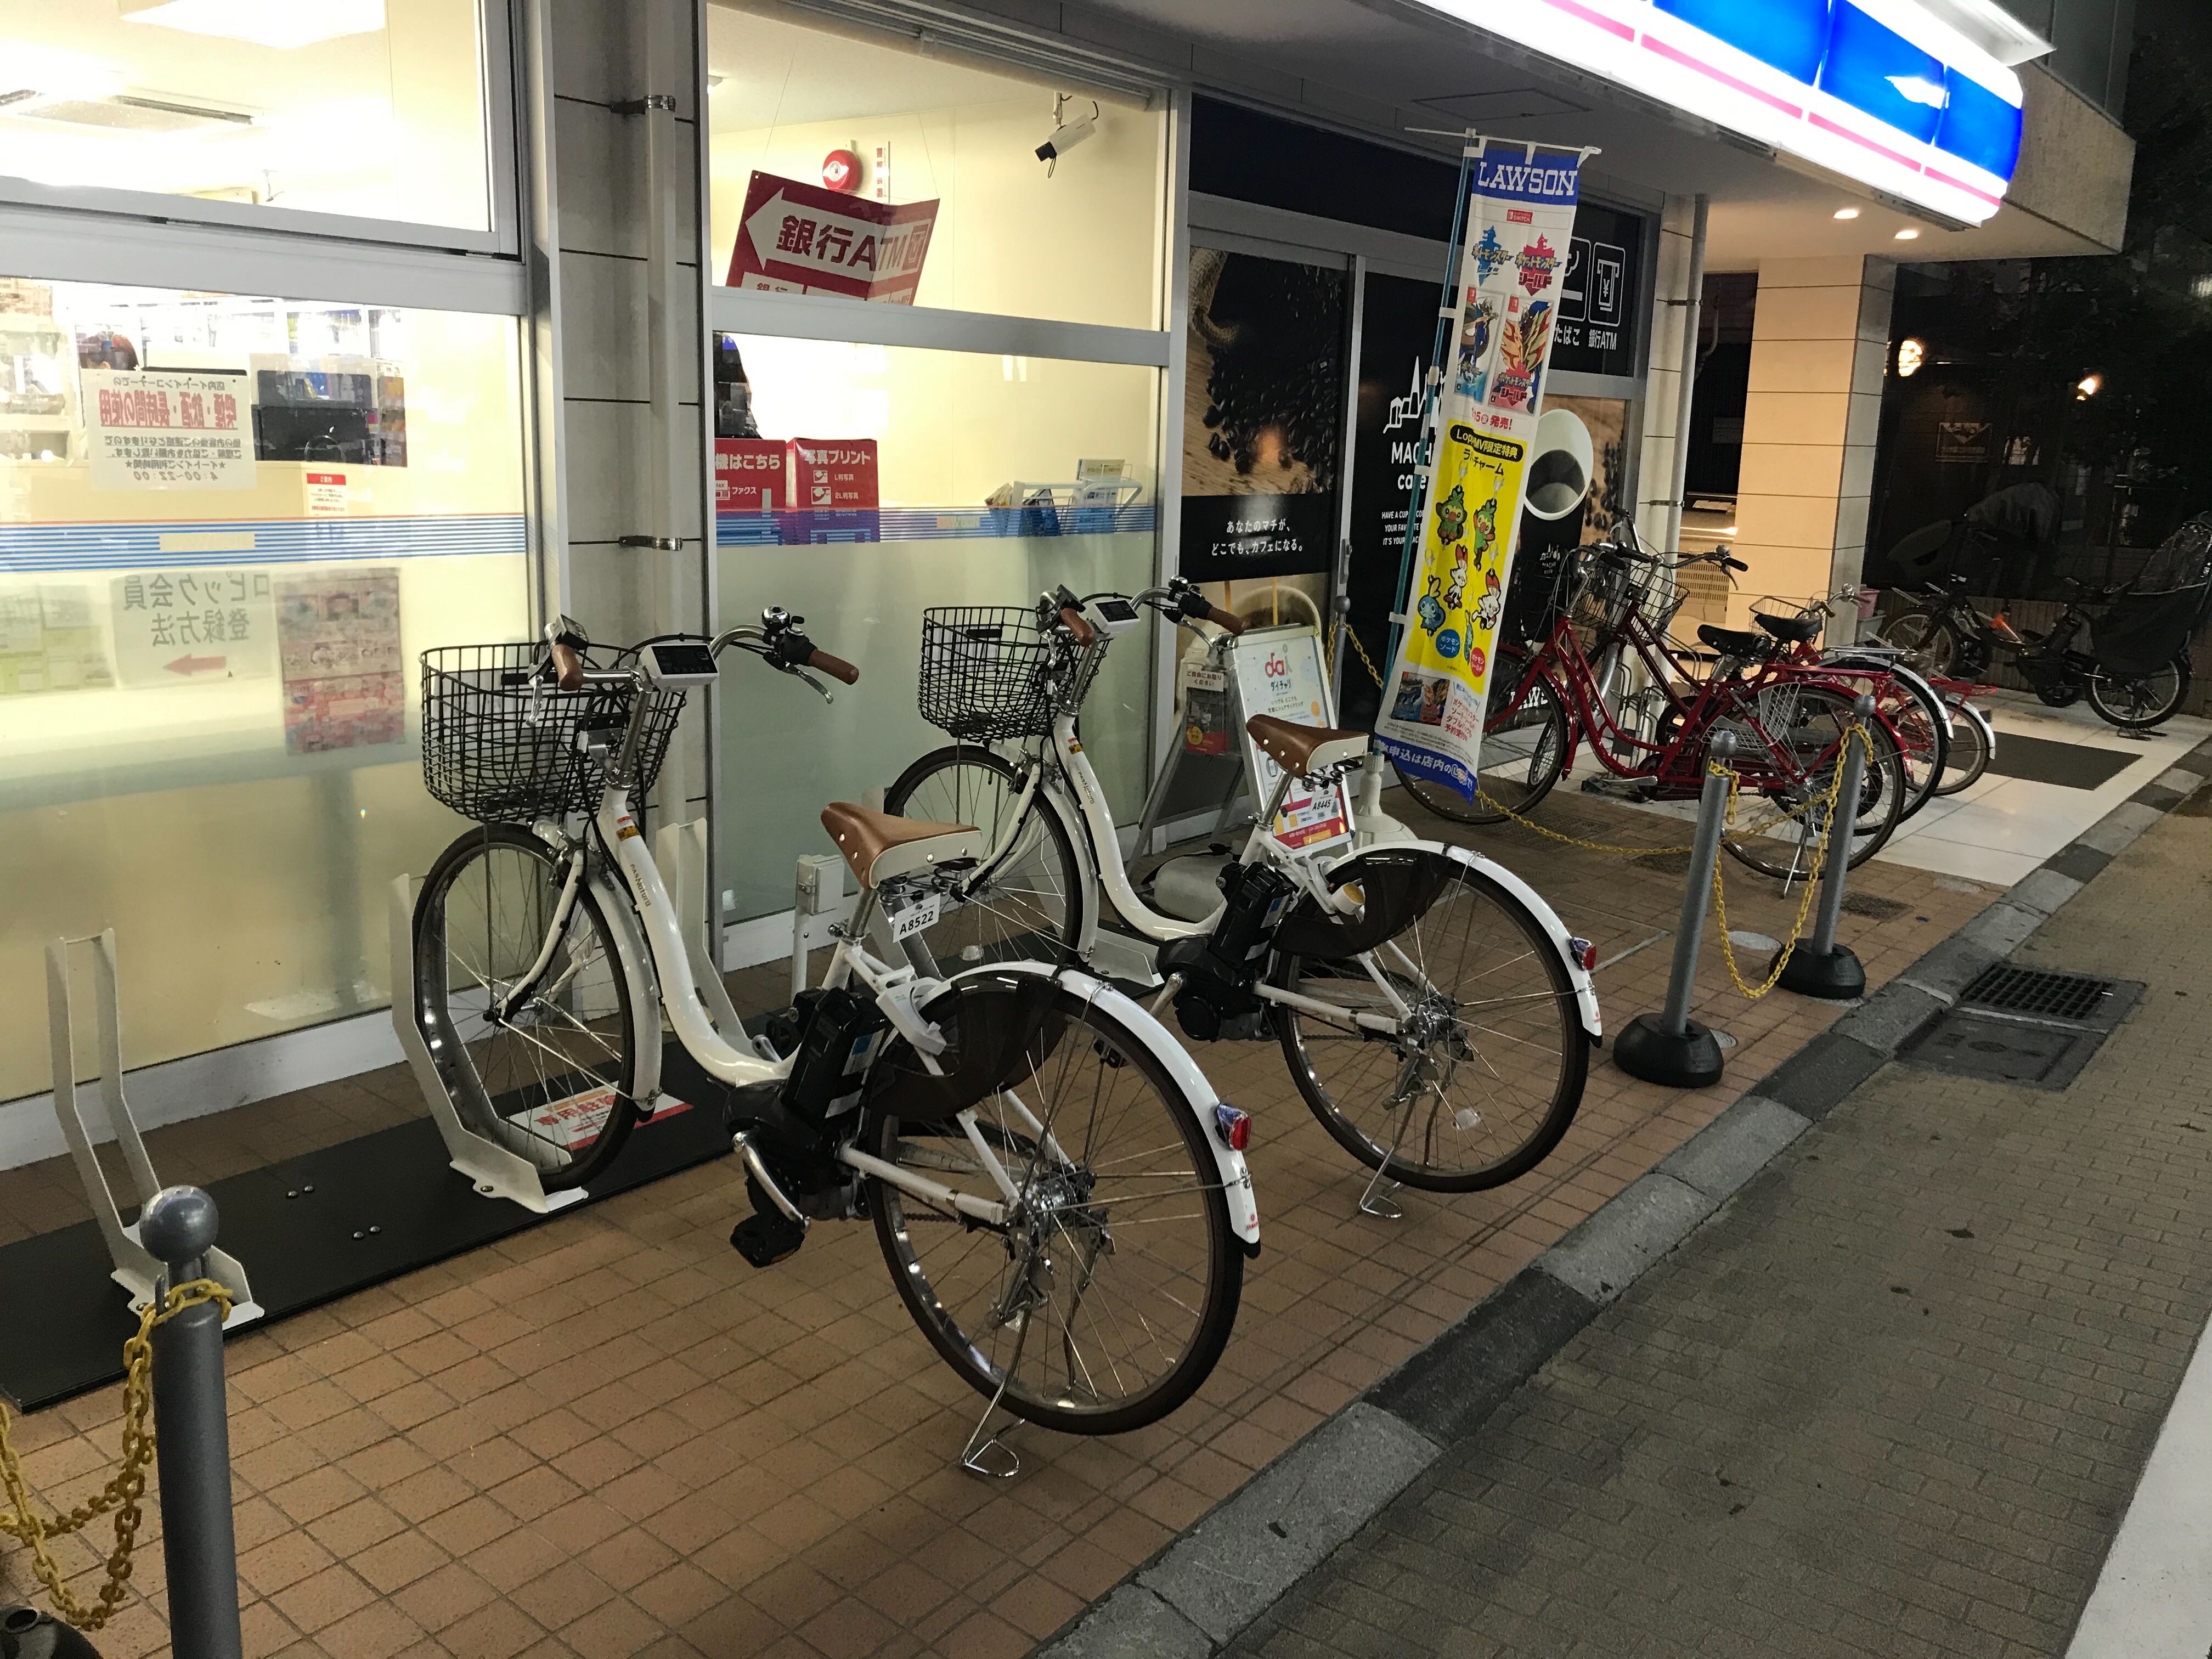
865, 984, 1243, 1435
1935, 698, 1993, 795
1722, 684, 1907, 881
1879, 610, 1963, 678
2087, 654, 2190, 730
412, 824, 642, 1189
883, 744, 1087, 967
1270, 860, 1588, 1192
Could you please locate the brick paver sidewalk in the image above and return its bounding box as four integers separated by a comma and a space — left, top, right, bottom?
1229, 797, 2212, 1659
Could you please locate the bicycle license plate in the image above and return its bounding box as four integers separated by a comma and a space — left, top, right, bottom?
889, 892, 944, 940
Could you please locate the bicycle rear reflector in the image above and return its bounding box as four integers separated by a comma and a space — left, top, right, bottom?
1570, 936, 1598, 972
1214, 1103, 1251, 1152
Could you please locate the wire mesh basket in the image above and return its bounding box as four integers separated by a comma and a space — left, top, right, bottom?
917, 607, 1103, 742
420, 643, 686, 824
1565, 544, 1685, 646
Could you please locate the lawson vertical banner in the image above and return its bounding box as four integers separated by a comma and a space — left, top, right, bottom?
1375, 140, 1586, 800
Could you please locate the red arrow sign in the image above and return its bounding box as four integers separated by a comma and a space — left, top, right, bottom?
165, 653, 227, 675
726, 171, 937, 304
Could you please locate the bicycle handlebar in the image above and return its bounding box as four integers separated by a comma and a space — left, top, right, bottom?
1059, 605, 1096, 646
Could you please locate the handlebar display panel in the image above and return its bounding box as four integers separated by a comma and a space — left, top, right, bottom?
646, 641, 721, 687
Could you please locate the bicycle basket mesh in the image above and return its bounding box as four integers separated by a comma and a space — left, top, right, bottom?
420, 644, 686, 823
917, 607, 1102, 741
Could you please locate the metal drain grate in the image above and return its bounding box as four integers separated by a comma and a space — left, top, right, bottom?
1961, 965, 2120, 1023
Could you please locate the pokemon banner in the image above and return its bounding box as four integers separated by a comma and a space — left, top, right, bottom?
1374, 140, 1584, 801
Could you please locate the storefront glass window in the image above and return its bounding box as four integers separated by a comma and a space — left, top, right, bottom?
0, 276, 529, 1102
712, 336, 1159, 921
706, 4, 1166, 330
0, 1, 494, 233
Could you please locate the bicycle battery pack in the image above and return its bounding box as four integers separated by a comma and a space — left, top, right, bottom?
780, 986, 888, 1128
1160, 861, 1294, 1041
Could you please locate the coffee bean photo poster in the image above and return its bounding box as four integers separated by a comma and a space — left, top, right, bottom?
1178, 249, 1347, 585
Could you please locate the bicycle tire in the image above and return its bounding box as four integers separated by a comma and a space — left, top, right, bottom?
1879, 610, 1965, 679
1389, 649, 1568, 826
865, 983, 1243, 1435
1269, 859, 1588, 1192
412, 824, 642, 1189
2087, 653, 2191, 730
1720, 684, 1908, 881
883, 744, 1088, 967
1934, 698, 1993, 796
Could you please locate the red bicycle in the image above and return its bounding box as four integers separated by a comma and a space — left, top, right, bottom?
1399, 522, 1910, 881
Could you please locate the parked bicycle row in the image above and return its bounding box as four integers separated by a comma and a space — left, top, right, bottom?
402, 514, 2049, 1446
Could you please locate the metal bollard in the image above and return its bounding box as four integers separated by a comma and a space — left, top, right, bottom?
1615, 730, 1735, 1088
138, 1189, 242, 1659
0, 1604, 103, 1659
1778, 692, 1876, 1001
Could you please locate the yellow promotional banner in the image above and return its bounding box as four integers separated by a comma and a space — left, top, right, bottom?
1376, 139, 1587, 800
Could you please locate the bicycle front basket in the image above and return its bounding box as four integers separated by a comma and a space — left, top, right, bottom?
420, 643, 685, 824
917, 607, 1101, 742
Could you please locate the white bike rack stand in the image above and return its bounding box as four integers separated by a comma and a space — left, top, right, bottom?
46, 932, 262, 1328
388, 875, 588, 1216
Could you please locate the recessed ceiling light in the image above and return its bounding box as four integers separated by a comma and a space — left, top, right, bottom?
1894, 228, 1921, 240
122, 0, 384, 51
1896, 338, 1926, 377
1833, 207, 1861, 221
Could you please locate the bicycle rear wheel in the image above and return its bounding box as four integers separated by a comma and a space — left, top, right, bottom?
412, 825, 642, 1189
1831, 658, 1947, 821
1879, 610, 1964, 678
1935, 697, 1993, 796
865, 984, 1243, 1434
1390, 648, 1567, 826
1270, 859, 1588, 1192
1721, 684, 1907, 881
883, 745, 1087, 967
2087, 654, 2190, 730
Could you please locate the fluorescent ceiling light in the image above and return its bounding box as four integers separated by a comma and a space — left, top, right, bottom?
1895, 228, 1921, 239
1833, 206, 1862, 219
122, 0, 386, 50
0, 46, 126, 108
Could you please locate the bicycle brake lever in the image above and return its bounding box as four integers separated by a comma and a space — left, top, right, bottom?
785, 665, 834, 704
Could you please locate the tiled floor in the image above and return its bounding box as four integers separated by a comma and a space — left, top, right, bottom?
0, 795, 1996, 1659
1873, 692, 2210, 885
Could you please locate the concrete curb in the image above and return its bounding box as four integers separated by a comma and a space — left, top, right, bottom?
1030, 734, 2212, 1659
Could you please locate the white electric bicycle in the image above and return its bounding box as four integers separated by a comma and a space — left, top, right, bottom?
410, 610, 1258, 1435
883, 580, 1602, 1197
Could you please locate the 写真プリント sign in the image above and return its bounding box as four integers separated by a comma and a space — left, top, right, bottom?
727, 171, 939, 304
82, 370, 253, 490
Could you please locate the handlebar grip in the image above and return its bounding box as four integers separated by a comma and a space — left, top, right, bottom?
807, 647, 860, 685
1723, 556, 1748, 573
1199, 599, 1248, 635
1059, 606, 1096, 646
549, 640, 584, 692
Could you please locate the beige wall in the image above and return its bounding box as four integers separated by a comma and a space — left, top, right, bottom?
1636, 195, 1700, 553
1732, 256, 1893, 628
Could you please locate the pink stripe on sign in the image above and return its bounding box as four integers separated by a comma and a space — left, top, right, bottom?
1543, 0, 1634, 39
1808, 111, 1923, 174
1639, 32, 1803, 118
1922, 165, 2004, 207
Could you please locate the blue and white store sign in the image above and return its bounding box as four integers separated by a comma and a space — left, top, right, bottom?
1415, 0, 2028, 225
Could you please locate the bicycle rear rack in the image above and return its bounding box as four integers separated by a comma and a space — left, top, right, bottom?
44, 931, 261, 1327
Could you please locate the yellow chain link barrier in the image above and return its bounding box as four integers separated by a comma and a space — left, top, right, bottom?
0, 1278, 234, 1630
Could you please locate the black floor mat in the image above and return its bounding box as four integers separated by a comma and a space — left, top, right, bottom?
1983, 732, 2140, 791
0, 1043, 734, 1412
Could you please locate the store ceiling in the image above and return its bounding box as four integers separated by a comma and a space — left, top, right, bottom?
1059, 0, 2121, 265
707, 5, 1054, 130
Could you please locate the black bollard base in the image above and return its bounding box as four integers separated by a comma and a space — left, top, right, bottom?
1778, 941, 1866, 1001
1613, 1013, 1726, 1088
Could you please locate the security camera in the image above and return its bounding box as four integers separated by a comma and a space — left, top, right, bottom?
1037, 95, 1100, 172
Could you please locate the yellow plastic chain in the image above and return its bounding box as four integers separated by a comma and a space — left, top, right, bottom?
0, 1278, 234, 1630
1709, 726, 1866, 1000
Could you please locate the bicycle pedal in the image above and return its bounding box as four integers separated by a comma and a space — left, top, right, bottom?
729, 1211, 806, 1269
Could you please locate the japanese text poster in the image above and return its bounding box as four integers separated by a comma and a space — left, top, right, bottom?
110, 568, 278, 685
82, 370, 253, 490
276, 567, 403, 753
726, 171, 939, 304
1375, 141, 1584, 802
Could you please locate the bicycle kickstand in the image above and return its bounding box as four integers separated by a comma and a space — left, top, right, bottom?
959, 1302, 1036, 1481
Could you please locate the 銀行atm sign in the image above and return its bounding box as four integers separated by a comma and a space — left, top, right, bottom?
727, 170, 940, 304
1410, 0, 2030, 225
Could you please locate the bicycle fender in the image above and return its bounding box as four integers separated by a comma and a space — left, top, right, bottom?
901, 960, 1261, 1254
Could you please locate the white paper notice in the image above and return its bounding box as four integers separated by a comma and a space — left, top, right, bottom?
83, 370, 253, 491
